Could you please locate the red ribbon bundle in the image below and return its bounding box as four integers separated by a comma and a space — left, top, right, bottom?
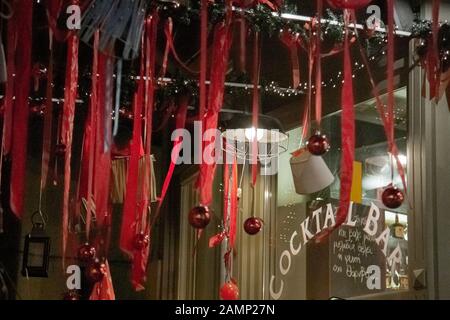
8, 1, 33, 218
334, 11, 355, 230
61, 28, 80, 263
280, 30, 301, 89
196, 6, 233, 206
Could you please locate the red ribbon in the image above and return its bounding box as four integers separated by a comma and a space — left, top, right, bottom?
9, 1, 33, 218
236, 16, 247, 73
280, 30, 300, 89
164, 17, 199, 75
2, 11, 17, 157
315, 0, 323, 125
120, 48, 145, 258
196, 9, 233, 206
156, 96, 189, 212
251, 32, 261, 187
229, 157, 238, 250
89, 260, 115, 300
427, 0, 441, 101
61, 29, 79, 263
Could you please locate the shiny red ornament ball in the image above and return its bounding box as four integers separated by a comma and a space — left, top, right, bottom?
244, 217, 263, 235
307, 133, 330, 156
133, 233, 150, 250
382, 186, 405, 209
77, 243, 96, 263
188, 206, 211, 229
63, 290, 80, 300
220, 281, 239, 300
327, 0, 372, 9
86, 260, 107, 283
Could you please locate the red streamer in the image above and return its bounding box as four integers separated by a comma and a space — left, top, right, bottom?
315, 0, 323, 125
196, 9, 233, 206
229, 156, 238, 250
9, 2, 33, 218
61, 29, 79, 263
280, 30, 300, 90
251, 32, 261, 187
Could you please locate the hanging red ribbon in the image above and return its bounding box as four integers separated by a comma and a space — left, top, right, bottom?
45, 0, 68, 42
315, 0, 323, 126
89, 260, 116, 300
427, 0, 441, 101
251, 31, 261, 187
229, 156, 238, 250
164, 17, 199, 75
9, 1, 33, 218
2, 9, 17, 159
155, 96, 189, 214
236, 15, 247, 73
120, 51, 145, 258
334, 12, 355, 229
196, 7, 233, 206
61, 28, 79, 263
85, 31, 100, 241
280, 30, 300, 89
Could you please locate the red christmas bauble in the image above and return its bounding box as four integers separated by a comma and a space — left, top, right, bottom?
188, 206, 211, 229
220, 281, 239, 300
86, 260, 107, 283
382, 186, 404, 209
327, 0, 372, 9
307, 133, 330, 156
63, 290, 81, 300
244, 217, 263, 235
77, 243, 96, 263
133, 233, 150, 250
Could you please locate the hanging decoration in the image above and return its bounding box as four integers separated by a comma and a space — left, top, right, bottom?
61, 3, 80, 266
7, 1, 33, 218
306, 132, 331, 156
77, 242, 96, 263
220, 280, 240, 300
243, 216, 263, 235
195, 1, 233, 218
188, 206, 212, 229
382, 185, 405, 209
89, 260, 115, 300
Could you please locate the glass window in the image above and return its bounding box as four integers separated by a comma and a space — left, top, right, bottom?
273, 87, 408, 300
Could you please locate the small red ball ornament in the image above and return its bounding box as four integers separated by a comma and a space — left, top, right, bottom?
133, 233, 150, 250
244, 217, 263, 235
86, 260, 107, 283
327, 0, 372, 9
63, 290, 81, 300
307, 133, 330, 156
382, 186, 405, 209
77, 243, 96, 262
220, 281, 239, 300
188, 206, 211, 229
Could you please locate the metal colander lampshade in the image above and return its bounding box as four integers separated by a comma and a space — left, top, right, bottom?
221, 112, 288, 161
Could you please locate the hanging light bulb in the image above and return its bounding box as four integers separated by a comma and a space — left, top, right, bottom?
244, 127, 264, 142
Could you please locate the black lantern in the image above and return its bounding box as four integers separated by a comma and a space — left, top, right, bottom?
21, 212, 50, 278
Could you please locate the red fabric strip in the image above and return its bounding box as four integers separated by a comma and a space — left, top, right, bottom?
164, 18, 199, 75
237, 16, 247, 73
120, 27, 147, 257
2, 16, 16, 156
429, 0, 440, 100
229, 156, 238, 250
199, 0, 208, 120
86, 31, 99, 240
156, 96, 189, 212
334, 11, 355, 231
251, 32, 261, 187
280, 30, 300, 92
197, 16, 233, 206
61, 30, 79, 263
45, 0, 68, 42
10, 2, 33, 218
315, 0, 323, 125
89, 260, 115, 300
